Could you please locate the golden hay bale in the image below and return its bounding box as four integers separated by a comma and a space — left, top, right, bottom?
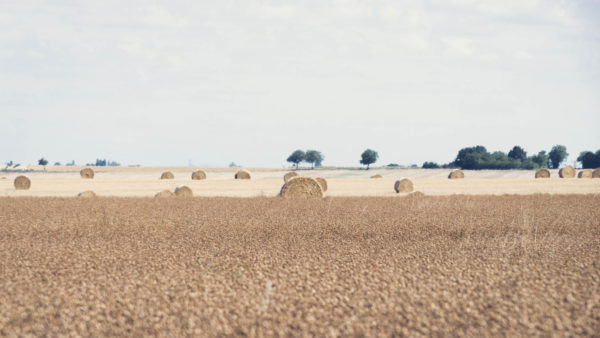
594, 168, 600, 178
558, 165, 575, 178
235, 170, 251, 179
155, 190, 174, 198
535, 168, 551, 179
315, 177, 328, 192
394, 178, 414, 193
80, 168, 94, 179
283, 171, 298, 182
191, 170, 207, 180
448, 169, 464, 179
160, 171, 174, 179
280, 177, 323, 198
577, 169, 593, 179
78, 190, 96, 198
371, 174, 383, 179
13, 175, 31, 190
408, 191, 425, 198
174, 185, 193, 197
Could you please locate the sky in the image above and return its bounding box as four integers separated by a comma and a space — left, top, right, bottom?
1, 0, 599, 167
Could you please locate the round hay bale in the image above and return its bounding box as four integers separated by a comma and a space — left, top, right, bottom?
593, 168, 600, 178
280, 177, 323, 198
371, 174, 383, 179
78, 190, 96, 198
235, 170, 251, 179
155, 190, 174, 198
315, 177, 328, 192
174, 185, 193, 197
577, 169, 593, 179
535, 168, 551, 179
13, 175, 31, 190
283, 171, 298, 182
408, 191, 425, 198
558, 165, 575, 178
160, 171, 174, 179
394, 178, 414, 193
80, 168, 94, 179
191, 170, 207, 180
448, 169, 464, 179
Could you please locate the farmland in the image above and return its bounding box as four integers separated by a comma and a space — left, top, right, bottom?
1, 167, 600, 197
1, 195, 599, 336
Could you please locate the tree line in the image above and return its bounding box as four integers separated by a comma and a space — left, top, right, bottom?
424, 145, 599, 170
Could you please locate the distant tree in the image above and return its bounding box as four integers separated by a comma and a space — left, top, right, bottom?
38, 158, 48, 166
422, 161, 440, 169
359, 149, 378, 169
531, 151, 548, 168
54, 162, 61, 166
108, 161, 121, 167
66, 160, 75, 166
508, 146, 527, 161
287, 150, 305, 169
5, 160, 13, 167
453, 145, 488, 169
577, 150, 600, 169
95, 159, 107, 166
304, 150, 323, 169
387, 163, 399, 167
548, 145, 568, 169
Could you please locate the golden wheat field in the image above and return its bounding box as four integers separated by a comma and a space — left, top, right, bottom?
0, 195, 599, 336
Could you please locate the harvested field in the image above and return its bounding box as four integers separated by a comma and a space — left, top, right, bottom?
0, 195, 598, 336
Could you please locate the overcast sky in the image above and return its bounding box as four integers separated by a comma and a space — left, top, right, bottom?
1, 0, 599, 167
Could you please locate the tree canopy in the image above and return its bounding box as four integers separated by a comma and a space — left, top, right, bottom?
548, 145, 568, 169
360, 149, 378, 169
286, 150, 305, 169
305, 150, 324, 169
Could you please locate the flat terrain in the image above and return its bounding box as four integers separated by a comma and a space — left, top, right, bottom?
1, 167, 599, 196
1, 195, 599, 336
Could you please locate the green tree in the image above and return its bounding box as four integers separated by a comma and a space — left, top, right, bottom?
422, 161, 440, 169
38, 158, 48, 166
577, 150, 600, 169
548, 145, 568, 169
286, 150, 305, 169
508, 146, 527, 160
360, 149, 378, 169
531, 151, 548, 168
304, 150, 323, 169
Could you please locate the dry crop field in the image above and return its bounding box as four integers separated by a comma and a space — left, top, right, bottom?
1, 195, 599, 336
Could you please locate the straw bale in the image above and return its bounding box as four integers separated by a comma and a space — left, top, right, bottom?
80, 168, 94, 179
155, 190, 174, 198
13, 175, 31, 190
315, 177, 328, 192
535, 168, 551, 179
280, 177, 323, 198
577, 169, 592, 178
174, 185, 193, 197
394, 178, 414, 193
371, 174, 383, 179
558, 165, 575, 178
78, 190, 96, 198
284, 172, 298, 182
160, 171, 174, 179
191, 170, 207, 180
448, 169, 464, 179
235, 170, 251, 179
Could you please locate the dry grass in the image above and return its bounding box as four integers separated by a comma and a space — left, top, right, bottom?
0, 195, 598, 336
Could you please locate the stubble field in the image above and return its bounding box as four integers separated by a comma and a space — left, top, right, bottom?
1, 195, 599, 336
